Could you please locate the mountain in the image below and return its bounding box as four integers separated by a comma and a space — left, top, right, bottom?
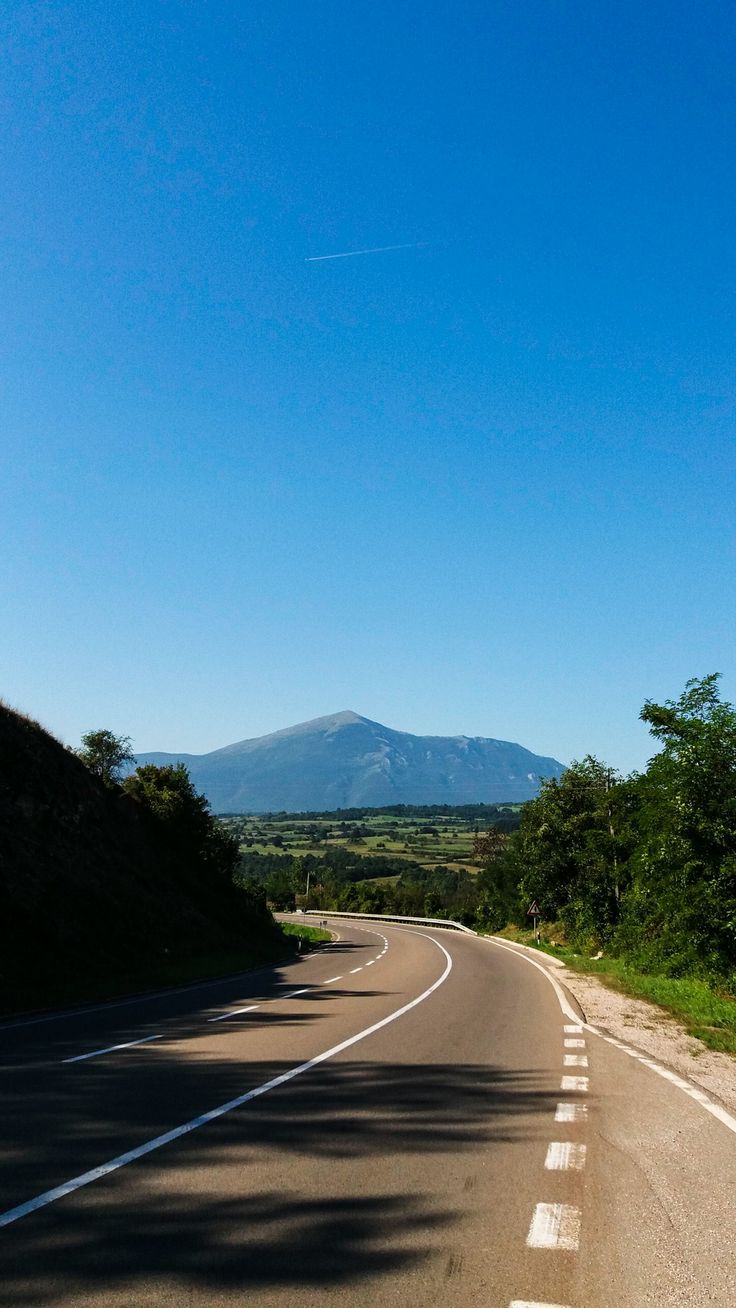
136, 710, 565, 812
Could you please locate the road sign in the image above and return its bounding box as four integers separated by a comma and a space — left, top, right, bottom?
527, 900, 540, 917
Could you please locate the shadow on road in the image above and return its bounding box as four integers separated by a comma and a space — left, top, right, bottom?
0, 1053, 562, 1304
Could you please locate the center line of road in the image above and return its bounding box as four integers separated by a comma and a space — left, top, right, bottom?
207, 1005, 261, 1024
526, 1202, 581, 1250
322, 976, 342, 984
349, 967, 363, 974
62, 1034, 162, 1064
545, 1141, 587, 1171
509, 1301, 571, 1308
0, 932, 452, 1229
283, 988, 310, 998
365, 960, 375, 966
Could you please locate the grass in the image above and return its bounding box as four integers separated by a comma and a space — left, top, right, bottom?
279, 921, 332, 945
492, 926, 736, 1056
230, 812, 490, 871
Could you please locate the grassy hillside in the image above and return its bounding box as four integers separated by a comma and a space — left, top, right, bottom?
0, 702, 288, 1014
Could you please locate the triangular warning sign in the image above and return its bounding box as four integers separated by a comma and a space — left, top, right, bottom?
526, 900, 540, 916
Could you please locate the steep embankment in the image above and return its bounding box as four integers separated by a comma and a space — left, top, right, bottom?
0, 703, 285, 1014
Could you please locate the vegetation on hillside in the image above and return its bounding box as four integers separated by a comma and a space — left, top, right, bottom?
0, 705, 289, 1014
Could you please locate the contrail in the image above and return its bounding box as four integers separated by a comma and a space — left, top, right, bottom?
305, 241, 427, 262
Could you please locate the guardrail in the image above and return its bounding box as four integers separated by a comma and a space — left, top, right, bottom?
304, 909, 476, 935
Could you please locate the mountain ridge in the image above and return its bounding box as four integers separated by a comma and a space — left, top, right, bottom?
136, 711, 565, 813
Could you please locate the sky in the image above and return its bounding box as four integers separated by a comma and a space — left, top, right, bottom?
2, 0, 734, 775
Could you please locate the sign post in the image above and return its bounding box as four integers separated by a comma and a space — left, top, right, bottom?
526, 900, 541, 944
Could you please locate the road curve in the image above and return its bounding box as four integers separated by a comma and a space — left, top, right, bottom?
0, 918, 734, 1306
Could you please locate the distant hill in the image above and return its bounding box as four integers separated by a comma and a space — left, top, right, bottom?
0, 701, 283, 1013
136, 710, 566, 813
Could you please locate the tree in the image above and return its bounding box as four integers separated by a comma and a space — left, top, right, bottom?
514, 756, 626, 946
620, 674, 736, 976
123, 763, 239, 884
77, 729, 135, 787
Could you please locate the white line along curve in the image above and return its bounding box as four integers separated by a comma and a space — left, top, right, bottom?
0, 931, 452, 1229
488, 935, 736, 1140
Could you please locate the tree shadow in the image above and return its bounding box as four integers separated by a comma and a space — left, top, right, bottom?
0, 1054, 566, 1304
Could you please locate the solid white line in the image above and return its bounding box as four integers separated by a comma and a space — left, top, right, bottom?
555, 1103, 588, 1123
561, 1075, 589, 1092
322, 976, 342, 984
0, 933, 453, 1229
589, 1026, 736, 1139
62, 1034, 162, 1064
349, 968, 363, 974
564, 1038, 585, 1048
564, 1054, 588, 1067
509, 1301, 571, 1307
526, 1202, 581, 1250
545, 1142, 587, 1171
487, 936, 736, 1142
207, 1005, 260, 1024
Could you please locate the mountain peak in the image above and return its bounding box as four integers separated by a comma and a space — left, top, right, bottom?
136, 711, 565, 812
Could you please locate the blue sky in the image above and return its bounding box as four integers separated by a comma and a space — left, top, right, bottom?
2, 0, 734, 774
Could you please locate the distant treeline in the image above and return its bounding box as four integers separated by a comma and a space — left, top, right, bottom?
228, 803, 521, 823
235, 849, 480, 924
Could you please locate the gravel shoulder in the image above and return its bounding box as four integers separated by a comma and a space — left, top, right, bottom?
557, 960, 736, 1115
490, 934, 736, 1115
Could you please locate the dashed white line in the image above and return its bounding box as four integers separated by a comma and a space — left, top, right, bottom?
509, 1301, 571, 1307
526, 1202, 581, 1250
365, 960, 375, 966
563, 1054, 588, 1067
564, 1024, 583, 1034
349, 968, 363, 974
564, 1038, 585, 1048
62, 1034, 162, 1063
545, 1141, 587, 1171
0, 931, 453, 1229
561, 1075, 589, 1092
322, 976, 342, 984
207, 1005, 260, 1023
555, 1102, 588, 1123
283, 988, 310, 998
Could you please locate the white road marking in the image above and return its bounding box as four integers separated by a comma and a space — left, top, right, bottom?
365, 960, 375, 966
322, 976, 342, 984
555, 1102, 587, 1123
207, 1005, 260, 1024
62, 1034, 162, 1064
349, 968, 363, 974
563, 1054, 588, 1067
564, 1038, 585, 1048
509, 1301, 571, 1307
564, 1024, 583, 1034
526, 1202, 581, 1250
561, 1075, 589, 1092
489, 935, 736, 1142
0, 933, 453, 1229
545, 1142, 587, 1171
590, 1026, 736, 1138
283, 989, 310, 998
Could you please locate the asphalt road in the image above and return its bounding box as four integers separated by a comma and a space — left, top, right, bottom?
1, 917, 735, 1307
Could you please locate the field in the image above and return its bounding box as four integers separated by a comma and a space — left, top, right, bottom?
221, 810, 517, 873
